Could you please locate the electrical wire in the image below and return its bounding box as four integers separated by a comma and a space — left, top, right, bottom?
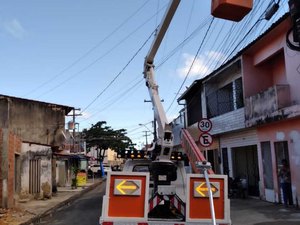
152, 1, 265, 118
33, 2, 169, 98
157, 0, 264, 117
164, 0, 196, 102
22, 1, 149, 98
79, 78, 144, 123
220, 18, 267, 64
156, 16, 212, 69
171, 0, 284, 122
80, 28, 157, 114
166, 17, 215, 113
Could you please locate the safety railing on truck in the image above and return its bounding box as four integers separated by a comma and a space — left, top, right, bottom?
181, 129, 214, 174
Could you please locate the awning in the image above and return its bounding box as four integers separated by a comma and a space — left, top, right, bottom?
54, 152, 90, 161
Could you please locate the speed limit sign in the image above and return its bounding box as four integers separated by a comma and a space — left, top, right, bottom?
198, 118, 212, 133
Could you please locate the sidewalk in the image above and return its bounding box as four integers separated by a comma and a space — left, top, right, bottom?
231, 198, 300, 225
0, 178, 104, 225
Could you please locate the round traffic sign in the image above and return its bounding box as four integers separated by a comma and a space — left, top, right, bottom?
199, 133, 213, 147
198, 118, 212, 133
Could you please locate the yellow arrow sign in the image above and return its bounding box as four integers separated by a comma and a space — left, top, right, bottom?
116, 180, 139, 195
195, 182, 219, 197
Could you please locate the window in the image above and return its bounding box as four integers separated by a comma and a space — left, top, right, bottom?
187, 89, 202, 126
133, 165, 150, 172
234, 77, 244, 109
207, 77, 244, 118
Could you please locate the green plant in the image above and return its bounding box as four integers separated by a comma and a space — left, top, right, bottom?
71, 178, 77, 188
71, 166, 79, 188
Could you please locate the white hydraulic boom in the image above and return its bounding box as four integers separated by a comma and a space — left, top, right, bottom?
143, 0, 180, 160
99, 1, 240, 224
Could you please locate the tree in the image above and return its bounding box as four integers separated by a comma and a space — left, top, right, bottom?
82, 121, 132, 161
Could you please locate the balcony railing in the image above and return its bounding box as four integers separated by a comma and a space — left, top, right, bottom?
245, 85, 291, 127
63, 143, 84, 153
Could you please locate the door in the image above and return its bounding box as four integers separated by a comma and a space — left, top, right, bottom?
261, 141, 274, 202
29, 159, 41, 194
205, 149, 220, 173
232, 145, 259, 196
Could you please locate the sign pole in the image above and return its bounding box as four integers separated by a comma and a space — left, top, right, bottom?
196, 161, 216, 225
204, 168, 216, 225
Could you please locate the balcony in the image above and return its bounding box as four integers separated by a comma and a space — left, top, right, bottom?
245, 85, 291, 127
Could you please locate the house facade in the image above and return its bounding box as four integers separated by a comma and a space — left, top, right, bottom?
0, 95, 73, 208
177, 14, 300, 206
54, 129, 88, 188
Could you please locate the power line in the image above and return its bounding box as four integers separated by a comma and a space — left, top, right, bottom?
188, 0, 264, 82
32, 2, 169, 98
78, 77, 144, 123
171, 0, 282, 122
156, 16, 212, 69
164, 0, 196, 102
220, 7, 273, 65
80, 28, 157, 113
22, 1, 149, 98
166, 17, 215, 113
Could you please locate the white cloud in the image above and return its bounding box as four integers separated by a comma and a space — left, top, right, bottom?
176, 51, 226, 79
176, 53, 209, 79
2, 19, 26, 39
167, 113, 178, 123
81, 111, 92, 120
206, 51, 226, 62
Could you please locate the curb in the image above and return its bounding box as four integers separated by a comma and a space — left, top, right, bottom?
20, 179, 105, 225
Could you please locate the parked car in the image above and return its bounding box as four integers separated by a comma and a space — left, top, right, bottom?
103, 164, 112, 174
111, 165, 122, 171
88, 164, 101, 177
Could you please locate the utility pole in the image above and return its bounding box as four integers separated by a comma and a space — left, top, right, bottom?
142, 131, 150, 151
142, 99, 163, 142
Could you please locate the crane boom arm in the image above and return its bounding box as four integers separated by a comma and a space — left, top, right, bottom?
143, 0, 180, 159
145, 0, 180, 64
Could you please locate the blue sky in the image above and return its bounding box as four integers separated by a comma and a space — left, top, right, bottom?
0, 0, 289, 147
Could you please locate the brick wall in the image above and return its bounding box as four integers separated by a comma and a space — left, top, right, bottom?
0, 128, 22, 208
7, 132, 21, 207
7, 132, 14, 207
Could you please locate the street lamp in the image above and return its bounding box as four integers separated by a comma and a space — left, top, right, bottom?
139, 123, 154, 151
138, 123, 153, 133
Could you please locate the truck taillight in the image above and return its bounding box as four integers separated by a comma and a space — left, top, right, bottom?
117, 150, 145, 159
170, 151, 183, 161
102, 222, 113, 225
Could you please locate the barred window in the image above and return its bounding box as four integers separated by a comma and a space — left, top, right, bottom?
206, 77, 243, 118
234, 77, 244, 109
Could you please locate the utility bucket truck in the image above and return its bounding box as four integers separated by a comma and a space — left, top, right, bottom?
98, 1, 253, 224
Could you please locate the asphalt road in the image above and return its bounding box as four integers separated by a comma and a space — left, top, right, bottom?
38, 183, 106, 225
35, 180, 300, 225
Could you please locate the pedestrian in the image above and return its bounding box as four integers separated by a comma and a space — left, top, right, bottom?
278, 159, 293, 207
